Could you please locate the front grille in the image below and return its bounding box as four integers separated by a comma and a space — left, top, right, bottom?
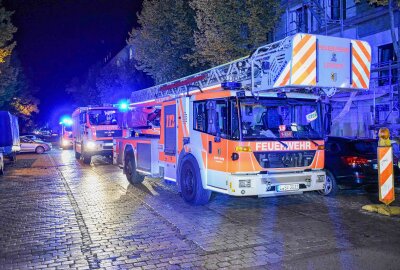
96, 130, 122, 138
253, 151, 316, 168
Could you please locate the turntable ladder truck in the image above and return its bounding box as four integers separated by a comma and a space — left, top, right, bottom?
113, 33, 371, 205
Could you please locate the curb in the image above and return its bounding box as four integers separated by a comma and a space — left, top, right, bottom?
362, 204, 400, 216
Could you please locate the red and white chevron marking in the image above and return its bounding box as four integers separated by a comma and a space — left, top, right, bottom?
378, 146, 395, 205
351, 40, 371, 90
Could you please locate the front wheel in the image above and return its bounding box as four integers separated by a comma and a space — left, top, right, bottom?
0, 155, 4, 176
179, 155, 211, 205
124, 152, 144, 184
318, 170, 338, 196
82, 154, 91, 164
35, 146, 45, 154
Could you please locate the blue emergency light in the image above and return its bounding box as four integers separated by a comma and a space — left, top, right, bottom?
60, 116, 73, 126
117, 100, 129, 112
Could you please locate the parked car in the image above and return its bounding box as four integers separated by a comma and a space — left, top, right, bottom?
20, 136, 52, 154
320, 136, 399, 196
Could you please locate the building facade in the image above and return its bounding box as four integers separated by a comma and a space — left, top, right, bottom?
274, 0, 399, 138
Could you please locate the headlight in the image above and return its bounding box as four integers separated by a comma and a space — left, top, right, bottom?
86, 141, 96, 150
239, 179, 251, 188
62, 140, 69, 146
317, 175, 325, 182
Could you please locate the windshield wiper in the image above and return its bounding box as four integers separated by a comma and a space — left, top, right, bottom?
302, 136, 320, 147
271, 137, 289, 149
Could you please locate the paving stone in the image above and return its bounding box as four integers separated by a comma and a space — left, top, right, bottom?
1, 150, 400, 270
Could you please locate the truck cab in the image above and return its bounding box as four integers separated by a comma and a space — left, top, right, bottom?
72, 106, 122, 164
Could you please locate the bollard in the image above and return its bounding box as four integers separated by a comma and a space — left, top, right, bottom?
377, 128, 395, 206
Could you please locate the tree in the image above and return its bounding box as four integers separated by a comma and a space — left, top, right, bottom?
0, 0, 18, 107
96, 58, 152, 104
0, 0, 16, 63
128, 0, 198, 83
189, 0, 282, 67
66, 63, 103, 107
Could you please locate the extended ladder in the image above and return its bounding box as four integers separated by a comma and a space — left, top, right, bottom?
130, 33, 371, 104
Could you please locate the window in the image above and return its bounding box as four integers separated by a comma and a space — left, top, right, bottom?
326, 142, 341, 153
194, 99, 228, 137
294, 6, 308, 33
331, 0, 346, 20
378, 43, 398, 86
80, 112, 86, 125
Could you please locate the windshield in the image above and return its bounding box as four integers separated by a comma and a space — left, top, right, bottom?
353, 141, 377, 154
88, 109, 117, 125
238, 98, 323, 140
64, 126, 72, 132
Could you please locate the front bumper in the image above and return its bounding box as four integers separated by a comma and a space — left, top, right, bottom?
84, 140, 113, 156
227, 170, 326, 197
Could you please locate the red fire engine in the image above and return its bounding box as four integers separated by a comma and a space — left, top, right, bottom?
72, 106, 122, 164
113, 34, 371, 205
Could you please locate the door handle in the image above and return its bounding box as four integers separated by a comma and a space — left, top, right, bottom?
208, 141, 212, 154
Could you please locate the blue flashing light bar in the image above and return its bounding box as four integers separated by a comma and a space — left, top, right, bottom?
221, 81, 242, 90
60, 116, 73, 126
117, 100, 129, 112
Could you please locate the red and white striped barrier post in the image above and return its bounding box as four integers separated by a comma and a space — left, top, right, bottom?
378, 128, 395, 206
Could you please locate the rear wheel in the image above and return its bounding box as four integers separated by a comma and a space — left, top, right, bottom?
124, 152, 144, 184
318, 170, 338, 196
9, 152, 17, 163
0, 155, 4, 176
82, 153, 91, 164
179, 155, 211, 205
35, 146, 45, 154
75, 150, 81, 159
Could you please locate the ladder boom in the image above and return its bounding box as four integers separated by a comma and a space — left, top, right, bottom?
130, 33, 371, 104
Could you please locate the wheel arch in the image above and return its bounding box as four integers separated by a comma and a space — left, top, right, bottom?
177, 151, 206, 192
123, 143, 135, 172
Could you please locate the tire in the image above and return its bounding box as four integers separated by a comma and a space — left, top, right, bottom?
179, 154, 211, 205
318, 170, 338, 196
124, 152, 144, 184
82, 154, 91, 164
0, 156, 4, 176
9, 152, 17, 163
75, 150, 81, 159
35, 146, 45, 154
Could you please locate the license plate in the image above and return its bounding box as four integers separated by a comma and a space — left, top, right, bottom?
277, 184, 300, 192
373, 164, 378, 170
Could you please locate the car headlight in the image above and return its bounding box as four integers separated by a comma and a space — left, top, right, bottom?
62, 140, 69, 146
86, 141, 96, 150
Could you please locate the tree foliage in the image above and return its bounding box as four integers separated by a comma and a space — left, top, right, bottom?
128, 0, 282, 82
189, 0, 282, 67
97, 58, 152, 104
66, 63, 103, 107
0, 0, 16, 63
128, 0, 198, 83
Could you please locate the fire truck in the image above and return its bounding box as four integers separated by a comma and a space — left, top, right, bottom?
60, 117, 73, 150
72, 106, 122, 164
113, 33, 371, 205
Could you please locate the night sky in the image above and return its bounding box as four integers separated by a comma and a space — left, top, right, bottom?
3, 0, 142, 127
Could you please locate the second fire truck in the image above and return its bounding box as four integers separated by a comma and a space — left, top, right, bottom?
113, 33, 371, 205
72, 106, 122, 164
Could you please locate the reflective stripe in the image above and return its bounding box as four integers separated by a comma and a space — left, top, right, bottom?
291, 34, 316, 86
351, 40, 371, 89
380, 174, 393, 200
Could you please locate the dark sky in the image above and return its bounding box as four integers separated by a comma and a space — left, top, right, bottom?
3, 0, 142, 127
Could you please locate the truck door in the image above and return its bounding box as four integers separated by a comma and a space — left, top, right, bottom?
163, 102, 177, 180
205, 100, 228, 190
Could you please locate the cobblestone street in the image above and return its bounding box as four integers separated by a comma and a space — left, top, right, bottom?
1, 149, 400, 269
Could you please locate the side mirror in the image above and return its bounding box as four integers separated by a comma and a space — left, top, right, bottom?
214, 133, 221, 143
